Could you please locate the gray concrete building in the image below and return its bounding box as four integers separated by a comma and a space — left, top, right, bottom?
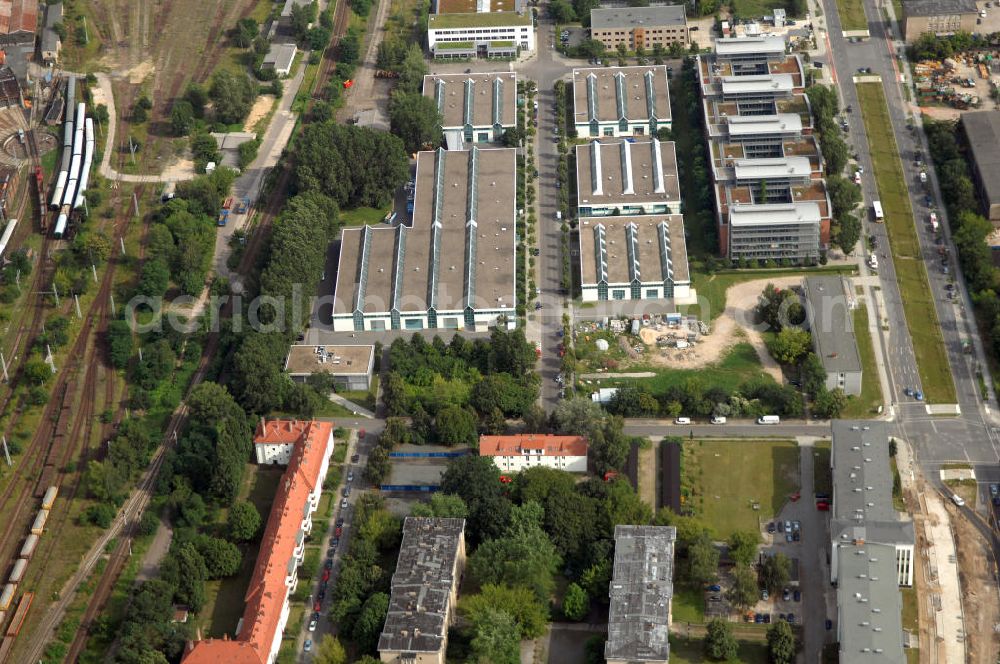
902, 0, 978, 41
423, 72, 517, 148
803, 276, 863, 396
960, 111, 1000, 222
830, 421, 915, 663
605, 525, 676, 664
378, 518, 466, 664
589, 6, 688, 52
284, 344, 374, 390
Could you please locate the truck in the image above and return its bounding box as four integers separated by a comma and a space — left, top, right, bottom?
757, 415, 780, 425
929, 212, 939, 232
218, 209, 229, 227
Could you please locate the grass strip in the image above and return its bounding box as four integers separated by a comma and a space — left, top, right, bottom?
835, 0, 869, 31
856, 83, 956, 403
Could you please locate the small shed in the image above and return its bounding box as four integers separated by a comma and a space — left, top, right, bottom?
262, 43, 297, 77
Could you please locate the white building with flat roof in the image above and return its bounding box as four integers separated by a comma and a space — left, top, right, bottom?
427, 11, 534, 58
728, 202, 822, 260
571, 66, 671, 138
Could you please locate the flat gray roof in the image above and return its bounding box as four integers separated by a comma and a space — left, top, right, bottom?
284, 344, 374, 377
575, 138, 680, 207
578, 215, 690, 288
378, 518, 465, 654
721, 74, 794, 95
572, 66, 671, 127
730, 202, 821, 226
606, 525, 676, 663
836, 541, 907, 664
422, 72, 517, 130
734, 156, 812, 180
803, 276, 863, 376
903, 0, 977, 16
333, 147, 517, 316
962, 111, 1000, 206
727, 113, 803, 136
715, 35, 786, 55
264, 42, 296, 70
590, 5, 687, 29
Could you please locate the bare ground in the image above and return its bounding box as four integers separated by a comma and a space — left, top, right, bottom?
244, 94, 276, 133
949, 504, 1000, 663
636, 276, 801, 381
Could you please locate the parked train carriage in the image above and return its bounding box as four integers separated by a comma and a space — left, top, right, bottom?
7, 560, 25, 585
0, 218, 16, 261
41, 486, 57, 511
18, 534, 37, 560
0, 584, 13, 612
30, 509, 47, 535
5, 592, 32, 638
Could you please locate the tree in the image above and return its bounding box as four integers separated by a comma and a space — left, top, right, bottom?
170, 100, 195, 135
562, 582, 589, 621
835, 212, 862, 254
439, 455, 512, 545
767, 328, 812, 365
704, 618, 739, 661
290, 1, 319, 40
23, 358, 51, 386
434, 405, 478, 446
686, 531, 720, 586
396, 44, 429, 95
233, 17, 259, 47
313, 636, 347, 664
467, 608, 520, 664
194, 536, 242, 578
352, 592, 390, 654
549, 0, 576, 22
728, 530, 760, 567
728, 564, 758, 610
826, 174, 862, 219
590, 417, 631, 476
766, 620, 797, 664
185, 83, 208, 117
410, 493, 468, 518
800, 352, 827, 397
468, 506, 561, 601
760, 552, 791, 594
209, 70, 258, 125
232, 332, 290, 414
813, 387, 847, 418
228, 501, 262, 542
462, 584, 549, 638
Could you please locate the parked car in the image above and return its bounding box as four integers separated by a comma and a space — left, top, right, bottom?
308, 619, 318, 632
767, 522, 776, 534
707, 584, 721, 592
341, 498, 348, 509
761, 589, 769, 600
304, 639, 313, 653
351, 453, 360, 463
322, 569, 331, 582
347, 471, 355, 482
784, 520, 792, 532
325, 558, 333, 570
793, 531, 801, 542
793, 590, 801, 602
782, 588, 791, 601
825, 619, 833, 630
792, 521, 800, 532
343, 487, 351, 498
314, 601, 322, 612
777, 521, 785, 533
763, 614, 771, 623
335, 526, 343, 538
674, 417, 692, 425
786, 614, 795, 624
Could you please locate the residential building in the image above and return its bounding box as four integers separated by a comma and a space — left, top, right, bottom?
479, 434, 589, 472
0, 0, 37, 47
803, 276, 863, 396
427, 11, 534, 58
262, 42, 297, 77
588, 6, 688, 52
423, 72, 517, 148
578, 215, 690, 302
572, 65, 671, 137
332, 147, 517, 332
960, 111, 1000, 221
901, 0, 978, 41
699, 36, 830, 260
284, 344, 375, 390
40, 1, 60, 63
575, 138, 680, 217
605, 525, 676, 664
378, 518, 466, 664
830, 421, 914, 663
182, 420, 335, 664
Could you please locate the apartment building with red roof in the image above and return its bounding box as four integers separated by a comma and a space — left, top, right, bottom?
182, 420, 335, 664
479, 434, 588, 473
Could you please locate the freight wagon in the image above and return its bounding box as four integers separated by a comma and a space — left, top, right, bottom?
30, 509, 48, 535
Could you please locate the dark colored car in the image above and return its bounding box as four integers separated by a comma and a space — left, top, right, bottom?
786, 613, 795, 624
793, 531, 801, 542
767, 522, 776, 533
317, 589, 326, 601
793, 590, 801, 602
707, 584, 721, 592
351, 453, 360, 463
324, 558, 333, 570
825, 619, 833, 630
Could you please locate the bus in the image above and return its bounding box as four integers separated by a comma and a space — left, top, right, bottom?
872, 200, 884, 222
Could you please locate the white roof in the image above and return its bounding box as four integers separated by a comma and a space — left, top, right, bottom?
727, 113, 802, 136
721, 74, 794, 95
715, 35, 786, 55
734, 157, 812, 180
730, 202, 821, 226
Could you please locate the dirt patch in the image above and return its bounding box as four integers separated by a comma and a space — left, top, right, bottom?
244, 95, 275, 133
949, 504, 1000, 663
635, 277, 801, 381
124, 60, 155, 85
636, 443, 657, 509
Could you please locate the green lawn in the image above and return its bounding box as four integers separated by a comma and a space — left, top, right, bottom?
681, 439, 801, 539
891, 457, 906, 511
900, 586, 918, 630
841, 302, 884, 418
581, 342, 775, 397
672, 587, 707, 624
682, 265, 858, 322
813, 441, 832, 496
669, 635, 770, 663
856, 83, 956, 404
341, 206, 391, 226
835, 0, 869, 31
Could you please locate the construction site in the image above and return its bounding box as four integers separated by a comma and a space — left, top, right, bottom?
912, 52, 1000, 114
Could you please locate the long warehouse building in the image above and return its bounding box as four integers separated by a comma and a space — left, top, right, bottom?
332, 147, 517, 332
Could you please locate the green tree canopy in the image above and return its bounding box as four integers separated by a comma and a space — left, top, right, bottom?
461, 584, 549, 638
434, 405, 478, 446
209, 70, 258, 125
389, 91, 442, 153
727, 530, 761, 567
727, 564, 758, 610
467, 608, 520, 664
760, 552, 792, 594
704, 617, 739, 661
767, 327, 812, 365
561, 582, 589, 621
228, 501, 262, 542
766, 619, 797, 664
410, 493, 468, 518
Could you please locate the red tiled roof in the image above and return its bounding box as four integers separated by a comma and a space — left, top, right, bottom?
183, 420, 335, 664
479, 434, 588, 458
0, 0, 37, 35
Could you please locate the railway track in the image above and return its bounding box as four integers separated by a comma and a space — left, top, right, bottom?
312, 0, 351, 104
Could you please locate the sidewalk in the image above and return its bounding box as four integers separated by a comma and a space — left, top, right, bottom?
328, 393, 374, 418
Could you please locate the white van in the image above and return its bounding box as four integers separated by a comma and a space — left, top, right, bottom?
951, 494, 966, 507
710, 416, 727, 424
556, 211, 563, 221
674, 417, 692, 425
757, 415, 780, 425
